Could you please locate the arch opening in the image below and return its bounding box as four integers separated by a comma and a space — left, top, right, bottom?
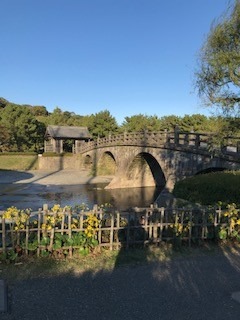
97, 151, 116, 175
84, 154, 92, 169
127, 152, 166, 188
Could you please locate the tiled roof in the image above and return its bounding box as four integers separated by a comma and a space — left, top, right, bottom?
45, 125, 92, 139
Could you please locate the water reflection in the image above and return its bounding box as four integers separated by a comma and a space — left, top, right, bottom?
0, 183, 163, 211
41, 184, 163, 211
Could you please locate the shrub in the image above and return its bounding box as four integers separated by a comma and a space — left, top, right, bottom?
173, 171, 240, 206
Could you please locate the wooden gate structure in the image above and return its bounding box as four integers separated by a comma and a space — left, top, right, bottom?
44, 125, 92, 153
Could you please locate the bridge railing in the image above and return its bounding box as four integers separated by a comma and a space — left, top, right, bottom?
77, 130, 240, 158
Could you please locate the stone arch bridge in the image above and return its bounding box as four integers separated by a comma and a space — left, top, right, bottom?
78, 131, 240, 190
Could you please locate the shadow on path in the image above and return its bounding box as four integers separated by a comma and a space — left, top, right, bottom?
1, 244, 240, 320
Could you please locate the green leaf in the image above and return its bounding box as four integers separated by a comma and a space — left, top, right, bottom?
40, 236, 50, 246
64, 237, 74, 246
219, 229, 227, 240
41, 250, 49, 257
53, 239, 62, 250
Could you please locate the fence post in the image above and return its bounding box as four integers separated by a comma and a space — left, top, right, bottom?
148, 208, 153, 240
126, 213, 130, 249
49, 225, 55, 253
116, 212, 120, 250
110, 214, 114, 251
159, 207, 164, 242
68, 210, 73, 257
201, 209, 205, 241
2, 217, 6, 255
25, 217, 30, 256
188, 210, 192, 247
143, 211, 148, 246
61, 210, 65, 235
37, 209, 42, 257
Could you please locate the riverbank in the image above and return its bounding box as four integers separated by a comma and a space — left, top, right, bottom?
0, 169, 115, 211
0, 169, 113, 186
0, 169, 175, 211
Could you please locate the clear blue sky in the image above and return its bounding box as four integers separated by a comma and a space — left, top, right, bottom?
0, 0, 234, 124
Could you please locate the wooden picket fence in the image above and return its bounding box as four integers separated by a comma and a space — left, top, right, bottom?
0, 204, 229, 257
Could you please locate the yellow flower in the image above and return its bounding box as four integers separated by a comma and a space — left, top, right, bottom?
51, 204, 61, 213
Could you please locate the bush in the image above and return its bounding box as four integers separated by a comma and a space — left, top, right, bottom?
173, 171, 240, 206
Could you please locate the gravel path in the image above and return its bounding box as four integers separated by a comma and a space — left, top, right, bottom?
1, 249, 240, 320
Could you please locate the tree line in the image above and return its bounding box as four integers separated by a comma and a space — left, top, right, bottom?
1, 1, 240, 152
0, 97, 239, 153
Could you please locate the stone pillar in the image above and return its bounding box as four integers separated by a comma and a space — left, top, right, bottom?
174, 126, 179, 145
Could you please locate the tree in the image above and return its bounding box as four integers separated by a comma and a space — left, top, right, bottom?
158, 115, 182, 131
0, 104, 45, 151
88, 110, 119, 138
0, 97, 9, 108
120, 114, 161, 132
0, 125, 11, 151
195, 1, 240, 115
48, 107, 69, 125
30, 105, 49, 117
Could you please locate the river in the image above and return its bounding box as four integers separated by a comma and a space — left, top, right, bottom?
0, 170, 164, 211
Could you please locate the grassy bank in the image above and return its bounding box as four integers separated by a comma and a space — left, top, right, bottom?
173, 171, 240, 207
0, 154, 38, 170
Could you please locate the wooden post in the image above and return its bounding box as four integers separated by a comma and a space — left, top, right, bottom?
61, 211, 65, 235
98, 212, 103, 246
202, 209, 205, 241
37, 209, 41, 257
79, 213, 84, 230
2, 217, 6, 255
148, 209, 153, 240
188, 210, 192, 247
68, 210, 72, 257
159, 207, 164, 242
126, 213, 130, 249
110, 214, 114, 251
116, 212, 120, 249
25, 218, 30, 256
49, 226, 55, 253
144, 211, 148, 246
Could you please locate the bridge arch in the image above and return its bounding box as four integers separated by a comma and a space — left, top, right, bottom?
83, 154, 92, 169
97, 151, 117, 175
126, 152, 166, 188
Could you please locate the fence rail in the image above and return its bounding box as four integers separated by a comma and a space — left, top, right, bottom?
0, 205, 234, 258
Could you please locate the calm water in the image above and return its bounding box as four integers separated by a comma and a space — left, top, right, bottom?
0, 183, 163, 211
